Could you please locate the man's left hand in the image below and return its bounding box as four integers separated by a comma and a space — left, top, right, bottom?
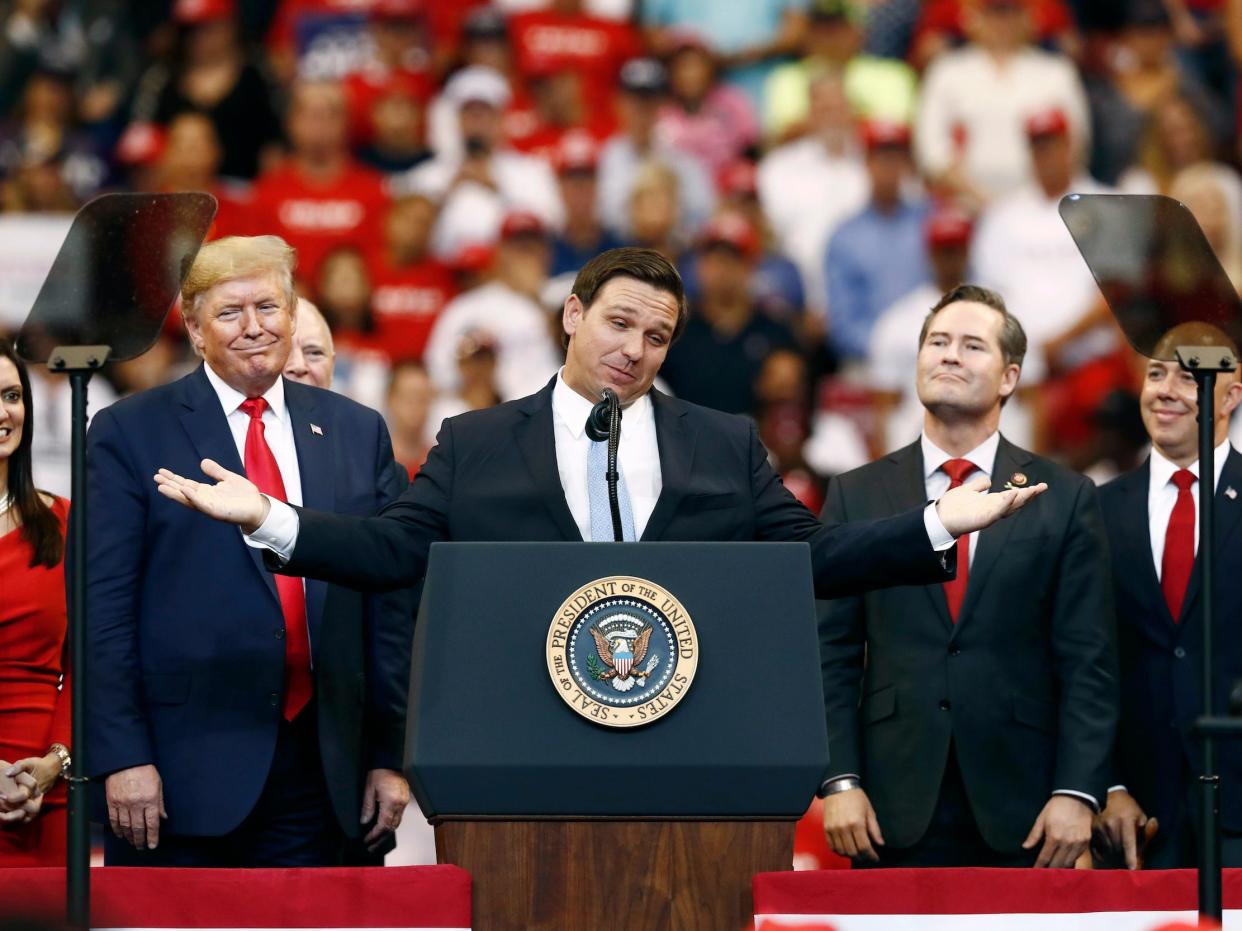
360, 768, 410, 852
937, 474, 1048, 537
1022, 795, 1093, 868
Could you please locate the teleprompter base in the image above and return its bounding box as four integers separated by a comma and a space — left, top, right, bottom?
433, 818, 795, 931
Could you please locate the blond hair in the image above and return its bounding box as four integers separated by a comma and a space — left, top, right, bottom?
181, 236, 297, 321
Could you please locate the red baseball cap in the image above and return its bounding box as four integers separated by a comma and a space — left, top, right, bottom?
554, 131, 600, 174
450, 241, 496, 273
116, 122, 167, 167
860, 119, 911, 152
1024, 107, 1069, 140
718, 160, 758, 197
173, 0, 236, 24
700, 213, 760, 260
925, 205, 973, 249
500, 210, 547, 240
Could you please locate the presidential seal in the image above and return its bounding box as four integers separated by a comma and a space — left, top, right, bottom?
546, 576, 699, 728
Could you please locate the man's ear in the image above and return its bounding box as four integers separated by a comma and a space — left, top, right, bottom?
999, 362, 1021, 400
563, 293, 584, 340
183, 308, 204, 355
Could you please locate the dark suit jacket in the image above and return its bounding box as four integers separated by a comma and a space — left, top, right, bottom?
819, 436, 1118, 852
280, 378, 952, 600
1099, 449, 1242, 834
85, 366, 413, 838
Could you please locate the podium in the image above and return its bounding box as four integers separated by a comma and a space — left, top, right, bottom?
406, 542, 830, 931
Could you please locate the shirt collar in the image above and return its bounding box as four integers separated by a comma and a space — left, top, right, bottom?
203, 362, 287, 423
921, 430, 1001, 481
552, 369, 650, 440
1149, 437, 1233, 494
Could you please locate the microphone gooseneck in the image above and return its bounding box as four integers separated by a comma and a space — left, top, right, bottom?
584, 388, 624, 541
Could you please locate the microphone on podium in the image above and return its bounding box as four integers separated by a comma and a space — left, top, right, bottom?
584, 389, 624, 541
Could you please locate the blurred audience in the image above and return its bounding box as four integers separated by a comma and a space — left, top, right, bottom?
625, 159, 684, 259
598, 57, 715, 240
385, 358, 436, 477
548, 131, 624, 278
251, 79, 389, 289
424, 211, 560, 401
405, 65, 563, 259
661, 213, 798, 414
825, 120, 929, 364
915, 0, 1090, 205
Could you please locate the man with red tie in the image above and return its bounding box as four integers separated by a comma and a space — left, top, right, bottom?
85, 236, 413, 866
1095, 326, 1242, 869
818, 283, 1117, 867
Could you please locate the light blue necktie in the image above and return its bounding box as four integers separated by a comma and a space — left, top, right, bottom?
588, 439, 636, 542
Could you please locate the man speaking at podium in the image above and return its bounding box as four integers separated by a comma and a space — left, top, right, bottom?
155, 249, 1044, 615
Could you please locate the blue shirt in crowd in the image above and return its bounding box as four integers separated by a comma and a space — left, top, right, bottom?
824, 199, 931, 361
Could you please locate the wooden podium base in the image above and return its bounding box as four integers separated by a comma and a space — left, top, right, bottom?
434, 819, 795, 931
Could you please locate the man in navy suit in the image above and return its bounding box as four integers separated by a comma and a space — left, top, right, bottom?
154, 249, 1045, 639
87, 236, 413, 866
1096, 324, 1242, 869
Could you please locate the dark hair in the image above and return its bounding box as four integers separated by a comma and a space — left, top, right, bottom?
0, 338, 63, 568
918, 283, 1028, 368
566, 247, 688, 348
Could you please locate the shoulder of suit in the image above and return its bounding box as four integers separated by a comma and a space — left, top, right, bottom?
832, 440, 919, 488
287, 379, 384, 425
97, 374, 186, 422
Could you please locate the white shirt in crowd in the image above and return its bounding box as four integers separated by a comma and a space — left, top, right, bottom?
400, 150, 564, 260
551, 370, 661, 540
971, 176, 1116, 385
1147, 438, 1232, 579
758, 135, 869, 316
29, 367, 117, 498
867, 282, 1034, 453
422, 280, 561, 403
915, 45, 1090, 200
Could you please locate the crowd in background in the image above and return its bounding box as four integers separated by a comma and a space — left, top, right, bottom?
2, 0, 1242, 507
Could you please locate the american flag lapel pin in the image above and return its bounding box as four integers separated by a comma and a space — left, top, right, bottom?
310, 423, 324, 437
1227, 486, 1237, 500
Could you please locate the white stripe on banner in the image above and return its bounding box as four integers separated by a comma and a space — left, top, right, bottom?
757, 912, 1242, 930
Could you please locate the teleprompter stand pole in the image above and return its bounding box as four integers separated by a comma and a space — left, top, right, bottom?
1176, 343, 1235, 924
51, 345, 110, 929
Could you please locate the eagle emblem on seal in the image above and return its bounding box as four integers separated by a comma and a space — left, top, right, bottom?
588, 620, 660, 692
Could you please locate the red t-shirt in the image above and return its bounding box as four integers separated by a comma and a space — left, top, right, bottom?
508, 11, 639, 117
369, 255, 457, 362
249, 160, 389, 285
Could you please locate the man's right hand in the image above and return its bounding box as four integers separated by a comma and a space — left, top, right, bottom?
1094, 789, 1149, 870
822, 787, 885, 862
105, 764, 167, 850
155, 459, 270, 533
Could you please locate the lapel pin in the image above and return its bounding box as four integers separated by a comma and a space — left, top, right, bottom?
310, 423, 323, 436
1227, 486, 1237, 500
1004, 472, 1028, 491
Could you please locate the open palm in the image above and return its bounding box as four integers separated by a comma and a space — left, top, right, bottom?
154, 459, 269, 532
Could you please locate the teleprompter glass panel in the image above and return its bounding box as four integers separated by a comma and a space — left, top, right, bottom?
1059, 193, 1242, 359
17, 192, 217, 363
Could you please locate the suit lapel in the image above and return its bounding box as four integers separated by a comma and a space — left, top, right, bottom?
956, 437, 1030, 632
514, 380, 582, 541
641, 390, 696, 542
883, 441, 954, 631
175, 366, 280, 607
1180, 448, 1242, 623
285, 379, 332, 644
1114, 459, 1176, 641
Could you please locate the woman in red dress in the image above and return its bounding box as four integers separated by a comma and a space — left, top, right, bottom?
0, 337, 71, 866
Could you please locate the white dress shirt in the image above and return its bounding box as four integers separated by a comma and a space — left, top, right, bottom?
921, 431, 1001, 567
551, 371, 661, 541
203, 364, 303, 510
1148, 439, 1233, 579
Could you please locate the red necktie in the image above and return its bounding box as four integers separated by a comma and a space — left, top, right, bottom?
240, 397, 312, 720
941, 458, 978, 623
1161, 468, 1197, 623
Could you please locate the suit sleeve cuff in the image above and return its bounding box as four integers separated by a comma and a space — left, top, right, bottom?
924, 502, 956, 551
1053, 788, 1099, 812
242, 496, 299, 563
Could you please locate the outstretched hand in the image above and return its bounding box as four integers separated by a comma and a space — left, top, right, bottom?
936, 473, 1048, 538
154, 459, 270, 533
